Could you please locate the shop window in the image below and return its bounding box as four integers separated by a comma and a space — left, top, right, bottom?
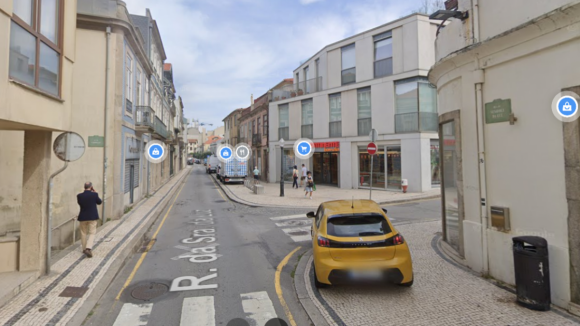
358, 146, 385, 188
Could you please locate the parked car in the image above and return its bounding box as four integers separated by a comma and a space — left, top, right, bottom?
217, 158, 247, 184
195, 159, 201, 164
307, 200, 413, 288
187, 158, 194, 165
206, 156, 220, 174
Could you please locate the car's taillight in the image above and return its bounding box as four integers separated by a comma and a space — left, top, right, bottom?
318, 236, 330, 247
393, 234, 404, 245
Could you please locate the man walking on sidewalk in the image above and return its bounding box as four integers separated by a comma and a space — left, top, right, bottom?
77, 182, 102, 258
300, 164, 307, 187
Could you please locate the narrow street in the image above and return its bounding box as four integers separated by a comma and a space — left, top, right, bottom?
84, 165, 440, 325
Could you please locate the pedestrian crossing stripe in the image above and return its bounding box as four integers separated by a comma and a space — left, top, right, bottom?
282, 226, 312, 243
112, 303, 153, 326
275, 219, 312, 227
113, 292, 279, 326
269, 214, 307, 221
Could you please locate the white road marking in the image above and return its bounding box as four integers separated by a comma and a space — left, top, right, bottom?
270, 214, 308, 221
181, 296, 215, 326
281, 227, 312, 243
112, 303, 153, 326
240, 291, 277, 325
275, 219, 311, 227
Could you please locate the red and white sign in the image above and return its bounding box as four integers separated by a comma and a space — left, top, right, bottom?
367, 142, 377, 155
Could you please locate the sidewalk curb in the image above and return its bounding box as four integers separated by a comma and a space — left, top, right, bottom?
68, 169, 191, 326
294, 249, 332, 326
212, 175, 441, 209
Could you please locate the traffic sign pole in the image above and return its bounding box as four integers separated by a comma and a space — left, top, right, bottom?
367, 142, 377, 200
370, 155, 373, 200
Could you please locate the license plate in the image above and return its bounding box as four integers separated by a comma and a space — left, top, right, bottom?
349, 270, 383, 280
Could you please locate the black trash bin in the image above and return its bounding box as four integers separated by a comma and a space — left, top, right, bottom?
512, 236, 551, 311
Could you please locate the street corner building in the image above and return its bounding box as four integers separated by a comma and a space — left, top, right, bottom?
268, 14, 442, 193
428, 0, 580, 313
0, 0, 187, 285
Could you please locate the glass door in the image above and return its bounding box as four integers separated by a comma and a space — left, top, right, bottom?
313, 153, 323, 184
387, 146, 401, 189
442, 121, 460, 251
330, 153, 339, 186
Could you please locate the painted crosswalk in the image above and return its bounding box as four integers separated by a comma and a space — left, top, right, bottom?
113, 292, 279, 326
270, 214, 313, 242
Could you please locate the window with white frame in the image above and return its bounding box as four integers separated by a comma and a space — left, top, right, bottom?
329, 93, 342, 137
357, 87, 371, 136
126, 54, 133, 102
301, 99, 313, 139
136, 68, 142, 105
279, 104, 289, 140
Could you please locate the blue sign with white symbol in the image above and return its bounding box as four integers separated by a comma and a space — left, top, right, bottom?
219, 147, 232, 160
297, 141, 311, 155
558, 96, 578, 117
149, 144, 163, 159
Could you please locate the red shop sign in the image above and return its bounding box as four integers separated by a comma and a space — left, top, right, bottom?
314, 142, 340, 148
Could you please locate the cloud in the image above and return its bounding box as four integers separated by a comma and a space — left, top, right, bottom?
300, 0, 324, 4
121, 0, 423, 128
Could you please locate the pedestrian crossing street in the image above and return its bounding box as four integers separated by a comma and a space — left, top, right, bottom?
270, 213, 397, 243
113, 291, 279, 326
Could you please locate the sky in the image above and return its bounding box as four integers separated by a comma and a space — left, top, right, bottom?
123, 0, 431, 130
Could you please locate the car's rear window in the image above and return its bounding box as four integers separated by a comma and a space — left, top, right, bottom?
326, 215, 391, 237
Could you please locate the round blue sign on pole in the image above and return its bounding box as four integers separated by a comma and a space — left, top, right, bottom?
219, 147, 232, 160
557, 96, 578, 118
297, 141, 311, 156
148, 144, 164, 160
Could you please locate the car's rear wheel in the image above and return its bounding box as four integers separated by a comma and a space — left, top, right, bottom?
313, 265, 329, 289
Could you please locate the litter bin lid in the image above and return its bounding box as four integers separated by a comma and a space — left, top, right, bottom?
512, 236, 548, 248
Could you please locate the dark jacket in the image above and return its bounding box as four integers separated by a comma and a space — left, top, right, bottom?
77, 190, 102, 221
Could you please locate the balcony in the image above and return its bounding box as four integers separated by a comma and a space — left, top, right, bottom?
272, 77, 323, 101
153, 116, 169, 140
239, 137, 247, 144
395, 112, 438, 133
252, 133, 262, 146
135, 106, 154, 134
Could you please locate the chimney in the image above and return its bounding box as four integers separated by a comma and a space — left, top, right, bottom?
251, 94, 254, 111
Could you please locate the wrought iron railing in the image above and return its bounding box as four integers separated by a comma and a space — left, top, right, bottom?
252, 133, 261, 146
154, 116, 169, 139
135, 106, 154, 129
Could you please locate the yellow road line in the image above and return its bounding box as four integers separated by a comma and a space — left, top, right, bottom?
209, 173, 229, 202
114, 173, 189, 301
275, 246, 301, 326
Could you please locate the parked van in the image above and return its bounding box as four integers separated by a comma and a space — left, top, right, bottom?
206, 156, 220, 174
217, 158, 247, 184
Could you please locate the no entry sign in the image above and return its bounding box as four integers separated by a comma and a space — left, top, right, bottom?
367, 142, 377, 155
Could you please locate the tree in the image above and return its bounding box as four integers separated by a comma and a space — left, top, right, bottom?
413, 0, 445, 15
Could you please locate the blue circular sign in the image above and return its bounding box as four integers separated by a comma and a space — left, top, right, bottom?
297, 141, 311, 156
557, 96, 578, 118
219, 147, 232, 160
148, 144, 164, 160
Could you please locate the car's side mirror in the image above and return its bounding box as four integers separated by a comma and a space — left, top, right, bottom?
382, 208, 388, 214
306, 212, 315, 218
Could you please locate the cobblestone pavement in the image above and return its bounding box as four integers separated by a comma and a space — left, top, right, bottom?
307, 221, 580, 326
219, 178, 441, 208
0, 169, 189, 326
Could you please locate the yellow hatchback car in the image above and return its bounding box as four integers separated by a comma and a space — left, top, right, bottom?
307, 199, 413, 288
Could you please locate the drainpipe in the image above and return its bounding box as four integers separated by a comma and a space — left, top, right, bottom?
473, 0, 481, 43
102, 26, 111, 226
46, 161, 68, 275
474, 58, 489, 275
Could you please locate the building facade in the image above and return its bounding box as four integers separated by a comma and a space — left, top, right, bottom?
268, 14, 441, 192
429, 0, 580, 311
0, 0, 78, 274
223, 108, 243, 146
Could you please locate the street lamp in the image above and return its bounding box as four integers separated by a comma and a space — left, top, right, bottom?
279, 138, 285, 197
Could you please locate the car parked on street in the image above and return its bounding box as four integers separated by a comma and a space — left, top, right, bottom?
307, 200, 413, 288
206, 156, 220, 174
187, 158, 194, 165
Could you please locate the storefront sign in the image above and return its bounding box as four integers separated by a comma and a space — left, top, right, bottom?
314, 142, 340, 152
485, 99, 512, 124
126, 136, 141, 160
88, 135, 104, 147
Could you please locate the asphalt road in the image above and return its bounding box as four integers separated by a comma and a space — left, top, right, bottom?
85, 165, 441, 326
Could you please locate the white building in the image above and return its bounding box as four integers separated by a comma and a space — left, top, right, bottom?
429, 0, 580, 312
268, 14, 441, 192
